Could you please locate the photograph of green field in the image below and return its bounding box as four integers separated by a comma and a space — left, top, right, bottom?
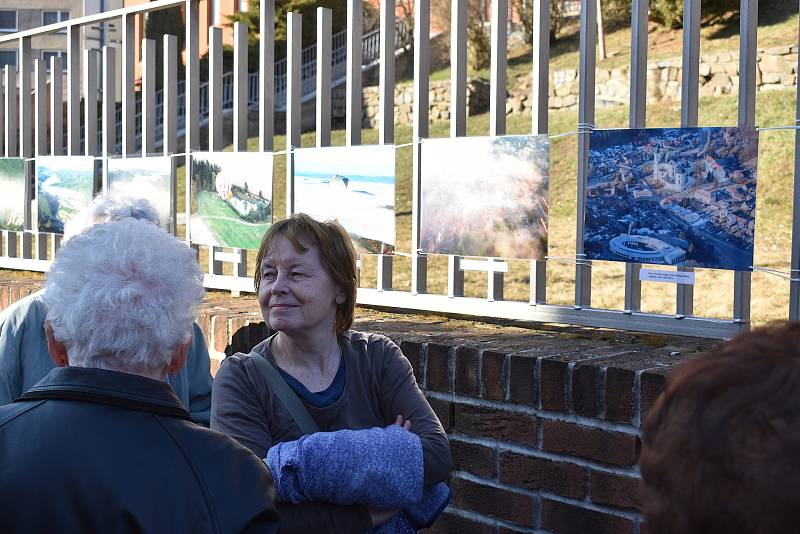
190, 152, 273, 250
0, 158, 26, 231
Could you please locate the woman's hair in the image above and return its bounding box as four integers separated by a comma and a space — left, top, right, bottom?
63, 196, 160, 242
639, 321, 800, 534
43, 219, 205, 375
254, 214, 357, 334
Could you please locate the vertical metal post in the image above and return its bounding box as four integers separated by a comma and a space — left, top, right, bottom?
19, 37, 32, 159
677, 0, 700, 317
733, 0, 757, 325
0, 78, 4, 157
448, 0, 467, 296
34, 58, 46, 258
5, 66, 17, 158
530, 0, 549, 305
790, 5, 800, 320
102, 46, 116, 160
122, 14, 135, 156
67, 25, 80, 156
411, 0, 429, 295
377, 0, 395, 291
84, 49, 99, 157
35, 59, 47, 159
19, 38, 33, 259
163, 35, 177, 156
259, 0, 275, 152
5, 66, 17, 257
233, 21, 248, 278
164, 35, 177, 236
489, 0, 507, 137
286, 12, 301, 216
208, 26, 223, 276
487, 0, 508, 300
574, 0, 597, 309
379, 0, 395, 145
233, 22, 248, 152
624, 0, 648, 313
141, 39, 155, 156
316, 7, 332, 147
185, 0, 200, 152
50, 57, 63, 155
450, 0, 467, 138
346, 0, 362, 146
208, 27, 222, 151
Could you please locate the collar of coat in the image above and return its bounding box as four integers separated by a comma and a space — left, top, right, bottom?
16, 366, 192, 421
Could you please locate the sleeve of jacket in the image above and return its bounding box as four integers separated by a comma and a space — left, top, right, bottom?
375, 336, 453, 486
0, 303, 28, 405
185, 322, 213, 426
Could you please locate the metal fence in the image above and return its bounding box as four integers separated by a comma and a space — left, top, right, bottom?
0, 0, 789, 339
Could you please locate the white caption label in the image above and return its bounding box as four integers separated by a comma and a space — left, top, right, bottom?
639, 268, 696, 285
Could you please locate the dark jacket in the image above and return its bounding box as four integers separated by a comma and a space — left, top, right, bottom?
0, 366, 279, 534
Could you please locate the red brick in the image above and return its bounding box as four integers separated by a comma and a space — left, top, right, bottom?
427, 396, 454, 430
540, 358, 568, 411
196, 312, 212, 343
455, 404, 536, 446
228, 317, 251, 355
426, 343, 452, 393
499, 451, 585, 499
541, 499, 635, 534
0, 285, 9, 310
454, 346, 480, 396
605, 366, 635, 423
212, 314, 230, 354
400, 340, 423, 385
590, 470, 641, 510
451, 477, 534, 526
571, 363, 600, 417
481, 350, 506, 401
640, 369, 668, 423
451, 439, 495, 479
541, 420, 639, 467
509, 354, 536, 405
425, 511, 493, 534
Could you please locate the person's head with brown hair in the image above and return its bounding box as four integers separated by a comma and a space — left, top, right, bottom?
254, 213, 357, 335
639, 321, 800, 534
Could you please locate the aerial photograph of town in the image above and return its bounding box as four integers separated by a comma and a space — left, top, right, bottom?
583, 126, 759, 271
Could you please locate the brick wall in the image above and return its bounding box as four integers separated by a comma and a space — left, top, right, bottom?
0, 278, 714, 533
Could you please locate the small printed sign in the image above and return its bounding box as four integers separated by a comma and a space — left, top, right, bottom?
639, 268, 696, 285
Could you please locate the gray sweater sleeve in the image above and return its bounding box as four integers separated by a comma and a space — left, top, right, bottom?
375, 337, 453, 486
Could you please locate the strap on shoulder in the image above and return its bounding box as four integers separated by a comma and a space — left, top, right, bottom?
246, 351, 321, 436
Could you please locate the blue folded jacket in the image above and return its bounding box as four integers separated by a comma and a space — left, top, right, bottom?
266, 425, 451, 532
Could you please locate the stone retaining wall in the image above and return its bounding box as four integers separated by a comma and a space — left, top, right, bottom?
360, 45, 798, 125
0, 277, 714, 533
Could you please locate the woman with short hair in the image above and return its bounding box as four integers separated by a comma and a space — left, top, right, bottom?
211, 214, 452, 532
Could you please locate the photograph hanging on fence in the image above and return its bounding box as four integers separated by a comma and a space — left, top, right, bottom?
583, 126, 759, 271
0, 158, 26, 231
419, 135, 550, 260
190, 152, 273, 250
107, 157, 174, 232
37, 156, 97, 234
293, 145, 396, 254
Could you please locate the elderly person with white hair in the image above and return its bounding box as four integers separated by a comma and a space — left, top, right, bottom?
0, 197, 214, 424
0, 218, 279, 532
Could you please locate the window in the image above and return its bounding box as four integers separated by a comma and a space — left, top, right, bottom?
0, 10, 17, 32
43, 10, 69, 32
0, 50, 17, 68
42, 50, 66, 70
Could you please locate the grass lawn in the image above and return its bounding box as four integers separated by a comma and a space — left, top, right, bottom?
175, 85, 799, 326
420, 0, 798, 84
